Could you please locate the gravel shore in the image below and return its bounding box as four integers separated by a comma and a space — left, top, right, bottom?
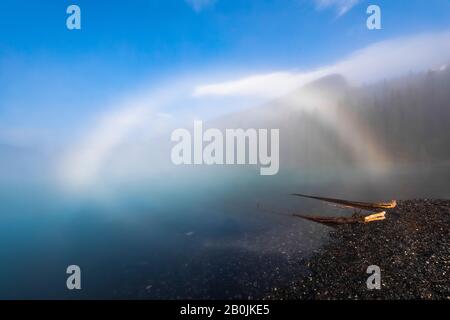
268, 199, 450, 300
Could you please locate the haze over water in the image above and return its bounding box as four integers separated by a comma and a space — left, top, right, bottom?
1, 0, 450, 299
0, 150, 448, 298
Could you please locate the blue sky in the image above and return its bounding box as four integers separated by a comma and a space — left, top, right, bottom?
1, 0, 450, 146
2, 0, 450, 70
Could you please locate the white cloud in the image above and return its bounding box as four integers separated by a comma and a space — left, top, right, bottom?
185, 0, 216, 12
193, 70, 331, 99
315, 0, 360, 16
193, 30, 450, 98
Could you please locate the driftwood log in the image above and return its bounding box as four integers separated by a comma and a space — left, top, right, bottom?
288, 194, 395, 227
291, 211, 386, 227
291, 193, 397, 210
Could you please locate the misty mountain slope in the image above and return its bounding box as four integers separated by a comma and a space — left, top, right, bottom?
212, 74, 378, 171
213, 68, 450, 172
57, 68, 450, 187
346, 67, 450, 163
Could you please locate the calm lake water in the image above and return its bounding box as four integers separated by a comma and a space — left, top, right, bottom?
0, 163, 448, 299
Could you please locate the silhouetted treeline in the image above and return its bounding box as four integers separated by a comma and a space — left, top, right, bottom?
216, 67, 450, 170
343, 67, 450, 163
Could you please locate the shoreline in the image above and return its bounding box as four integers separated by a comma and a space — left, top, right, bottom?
268, 199, 450, 300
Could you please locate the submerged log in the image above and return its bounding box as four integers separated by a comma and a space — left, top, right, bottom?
259, 193, 394, 227
292, 211, 386, 227
291, 193, 397, 211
